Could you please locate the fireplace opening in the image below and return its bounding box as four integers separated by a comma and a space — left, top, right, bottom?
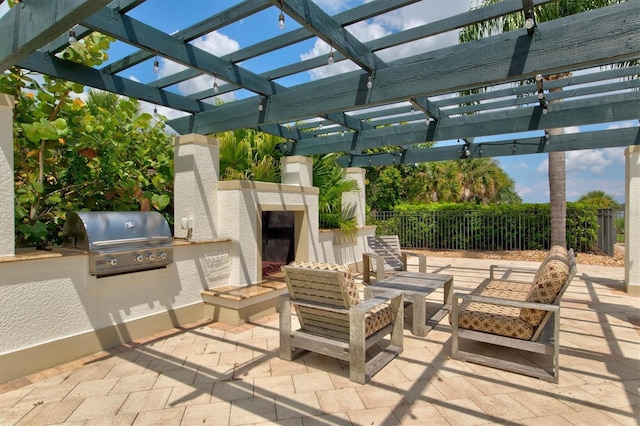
261, 211, 295, 276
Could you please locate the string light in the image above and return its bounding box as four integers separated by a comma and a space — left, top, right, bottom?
460, 143, 471, 159
513, 141, 517, 153
524, 10, 536, 35
153, 56, 159, 73
153, 105, 158, 116
68, 29, 77, 44
544, 131, 550, 143
258, 97, 263, 111
278, 1, 285, 30
328, 45, 334, 65
213, 76, 219, 94
366, 74, 373, 89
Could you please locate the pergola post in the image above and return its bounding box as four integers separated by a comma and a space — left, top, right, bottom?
343, 168, 366, 228
173, 134, 219, 241
624, 146, 640, 296
281, 155, 313, 187
0, 94, 15, 256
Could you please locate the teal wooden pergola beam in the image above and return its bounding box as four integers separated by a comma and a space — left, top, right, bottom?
0, 0, 112, 72
167, 3, 640, 135
338, 127, 640, 167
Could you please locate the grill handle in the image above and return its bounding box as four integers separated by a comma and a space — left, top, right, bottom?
91, 236, 172, 248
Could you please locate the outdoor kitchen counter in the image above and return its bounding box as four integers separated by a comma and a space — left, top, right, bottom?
0, 238, 232, 263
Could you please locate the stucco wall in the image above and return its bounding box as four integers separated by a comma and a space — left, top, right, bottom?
0, 241, 231, 382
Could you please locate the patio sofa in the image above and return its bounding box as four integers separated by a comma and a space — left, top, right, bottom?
451, 246, 577, 383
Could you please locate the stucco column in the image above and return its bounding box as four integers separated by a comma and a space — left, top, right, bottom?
624, 146, 639, 296
0, 94, 15, 256
173, 134, 219, 241
343, 167, 366, 227
281, 155, 313, 187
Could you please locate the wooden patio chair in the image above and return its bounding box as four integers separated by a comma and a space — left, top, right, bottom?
362, 235, 426, 283
451, 247, 577, 383
279, 262, 404, 384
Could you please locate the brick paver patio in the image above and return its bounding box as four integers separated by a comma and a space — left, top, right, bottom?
0, 256, 637, 425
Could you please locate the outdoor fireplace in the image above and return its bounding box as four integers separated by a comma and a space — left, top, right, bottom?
261, 211, 295, 276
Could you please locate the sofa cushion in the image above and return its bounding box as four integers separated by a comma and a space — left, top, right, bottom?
455, 278, 535, 340
520, 258, 569, 326
457, 301, 535, 340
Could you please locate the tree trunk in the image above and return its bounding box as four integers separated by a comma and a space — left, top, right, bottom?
546, 75, 571, 249
548, 147, 566, 248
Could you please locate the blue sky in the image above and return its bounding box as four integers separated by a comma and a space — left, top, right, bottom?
2, 0, 633, 204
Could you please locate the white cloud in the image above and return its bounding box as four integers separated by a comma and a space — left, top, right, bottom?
157, 31, 240, 99
301, 0, 471, 80
312, 0, 359, 14
565, 150, 614, 174
511, 162, 529, 171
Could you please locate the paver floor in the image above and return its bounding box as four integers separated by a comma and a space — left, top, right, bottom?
1, 256, 638, 425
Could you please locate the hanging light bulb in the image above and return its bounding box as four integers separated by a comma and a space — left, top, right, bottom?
153, 56, 159, 73
278, 2, 285, 30
258, 97, 263, 111
68, 29, 77, 44
366, 74, 373, 89
328, 46, 334, 65
213, 76, 219, 94
318, 122, 323, 130
153, 105, 158, 116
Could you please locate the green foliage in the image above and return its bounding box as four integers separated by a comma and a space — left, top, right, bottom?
368, 202, 597, 252
313, 154, 359, 233
577, 191, 620, 210
3, 32, 173, 248
366, 158, 520, 211
217, 128, 282, 182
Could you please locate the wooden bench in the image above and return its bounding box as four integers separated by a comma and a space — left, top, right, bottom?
451, 247, 577, 383
202, 278, 288, 326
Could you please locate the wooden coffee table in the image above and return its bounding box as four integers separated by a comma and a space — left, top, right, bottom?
364, 272, 453, 337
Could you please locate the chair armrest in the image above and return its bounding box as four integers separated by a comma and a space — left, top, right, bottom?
356, 290, 403, 312
489, 264, 539, 280
401, 250, 427, 272
453, 292, 560, 313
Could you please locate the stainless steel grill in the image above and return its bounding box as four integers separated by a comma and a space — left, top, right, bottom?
62, 211, 174, 277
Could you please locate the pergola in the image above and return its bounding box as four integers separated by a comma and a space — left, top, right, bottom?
1, 0, 638, 165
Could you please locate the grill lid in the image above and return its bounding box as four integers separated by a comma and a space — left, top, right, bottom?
63, 211, 172, 251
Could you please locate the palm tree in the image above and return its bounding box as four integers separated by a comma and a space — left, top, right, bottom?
459, 0, 628, 248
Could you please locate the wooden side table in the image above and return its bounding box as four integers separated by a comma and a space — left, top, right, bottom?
364, 272, 453, 337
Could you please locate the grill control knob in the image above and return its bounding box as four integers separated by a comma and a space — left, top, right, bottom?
107, 257, 118, 266
158, 251, 167, 259
134, 253, 143, 263
146, 252, 155, 261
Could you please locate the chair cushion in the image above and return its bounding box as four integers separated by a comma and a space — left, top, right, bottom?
520, 257, 569, 326
286, 261, 360, 306
457, 280, 535, 340
365, 304, 393, 337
